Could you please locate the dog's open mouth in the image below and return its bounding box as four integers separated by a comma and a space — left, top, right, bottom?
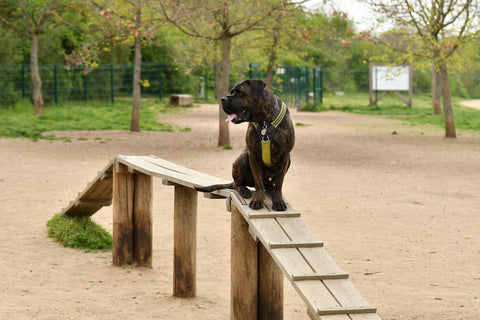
225, 110, 249, 123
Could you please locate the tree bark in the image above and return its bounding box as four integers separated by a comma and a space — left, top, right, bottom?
265, 21, 281, 88
217, 36, 232, 147
431, 61, 442, 115
439, 61, 456, 138
30, 34, 44, 115
130, 5, 142, 132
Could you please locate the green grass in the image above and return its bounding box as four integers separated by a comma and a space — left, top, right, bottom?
302, 92, 480, 133
0, 98, 191, 140
47, 214, 112, 252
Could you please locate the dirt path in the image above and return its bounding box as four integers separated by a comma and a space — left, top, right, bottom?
460, 99, 480, 110
1, 104, 479, 320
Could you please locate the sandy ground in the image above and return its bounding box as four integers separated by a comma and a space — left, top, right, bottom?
1, 103, 479, 320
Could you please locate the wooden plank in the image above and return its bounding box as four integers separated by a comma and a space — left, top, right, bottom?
294, 280, 342, 315
116, 155, 231, 188
323, 279, 371, 309
349, 314, 382, 320
173, 184, 197, 298
62, 160, 114, 217
292, 273, 349, 281
276, 218, 322, 245
269, 242, 324, 249
272, 248, 317, 282
299, 247, 347, 276
248, 218, 291, 247
317, 306, 377, 316
231, 204, 258, 320
76, 199, 112, 206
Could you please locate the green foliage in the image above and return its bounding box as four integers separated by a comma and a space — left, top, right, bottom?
47, 214, 112, 252
0, 98, 186, 140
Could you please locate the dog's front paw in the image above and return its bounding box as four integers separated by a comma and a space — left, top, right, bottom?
249, 199, 264, 210
272, 199, 287, 211
237, 187, 251, 199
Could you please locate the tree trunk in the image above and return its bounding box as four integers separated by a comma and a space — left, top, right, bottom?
265, 21, 281, 88
130, 7, 142, 132
30, 34, 44, 115
439, 61, 456, 138
431, 61, 442, 115
217, 36, 232, 147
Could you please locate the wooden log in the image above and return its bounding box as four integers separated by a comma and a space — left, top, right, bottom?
133, 172, 153, 267
231, 204, 258, 320
113, 162, 134, 266
258, 244, 284, 320
173, 184, 197, 297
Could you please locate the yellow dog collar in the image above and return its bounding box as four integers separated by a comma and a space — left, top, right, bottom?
253, 100, 287, 166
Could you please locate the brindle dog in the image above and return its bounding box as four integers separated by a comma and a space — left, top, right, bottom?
196, 79, 295, 211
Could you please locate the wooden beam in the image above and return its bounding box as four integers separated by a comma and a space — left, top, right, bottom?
258, 244, 284, 320
133, 172, 153, 267
231, 204, 258, 320
317, 306, 377, 316
112, 162, 134, 266
173, 184, 197, 298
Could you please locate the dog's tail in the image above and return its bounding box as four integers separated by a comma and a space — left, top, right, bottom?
194, 183, 234, 193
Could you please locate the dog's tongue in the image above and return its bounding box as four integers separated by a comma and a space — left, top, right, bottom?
225, 114, 237, 123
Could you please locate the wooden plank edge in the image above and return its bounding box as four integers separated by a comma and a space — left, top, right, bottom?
269, 241, 323, 249
317, 306, 377, 316
76, 199, 112, 207
292, 273, 349, 281
248, 212, 301, 219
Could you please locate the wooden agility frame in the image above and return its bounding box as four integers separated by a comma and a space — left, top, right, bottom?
61, 155, 381, 320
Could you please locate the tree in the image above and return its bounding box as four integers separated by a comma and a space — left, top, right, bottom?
158, 0, 285, 147
365, 0, 480, 138
90, 0, 161, 132
0, 0, 81, 115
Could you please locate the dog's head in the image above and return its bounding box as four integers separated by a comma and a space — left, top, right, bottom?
221, 79, 272, 124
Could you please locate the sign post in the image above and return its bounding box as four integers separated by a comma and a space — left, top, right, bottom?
369, 64, 413, 108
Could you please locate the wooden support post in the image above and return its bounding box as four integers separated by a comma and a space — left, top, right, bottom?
258, 244, 284, 320
113, 163, 134, 266
133, 172, 153, 267
173, 184, 197, 297
231, 204, 258, 320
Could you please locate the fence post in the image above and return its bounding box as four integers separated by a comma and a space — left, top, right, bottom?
295, 67, 301, 111
54, 64, 58, 105
21, 62, 26, 99
83, 73, 88, 103
205, 62, 208, 101
158, 61, 162, 100
110, 63, 115, 104
304, 66, 310, 106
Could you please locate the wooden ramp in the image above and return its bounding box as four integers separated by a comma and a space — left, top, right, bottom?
61, 155, 381, 320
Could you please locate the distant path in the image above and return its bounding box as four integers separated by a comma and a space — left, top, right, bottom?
460, 100, 480, 110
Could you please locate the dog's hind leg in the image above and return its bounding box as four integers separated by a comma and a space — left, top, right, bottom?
232, 150, 253, 199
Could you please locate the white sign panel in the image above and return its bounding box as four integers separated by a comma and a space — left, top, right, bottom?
372, 66, 410, 91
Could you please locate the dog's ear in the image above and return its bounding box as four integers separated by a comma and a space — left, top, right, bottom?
247, 79, 266, 100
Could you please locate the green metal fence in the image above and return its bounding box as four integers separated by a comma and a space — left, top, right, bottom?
0, 61, 324, 109
248, 64, 323, 110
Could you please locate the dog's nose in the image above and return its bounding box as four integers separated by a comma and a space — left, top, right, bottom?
221, 97, 228, 105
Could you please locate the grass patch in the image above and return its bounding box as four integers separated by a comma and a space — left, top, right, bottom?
0, 98, 189, 140
301, 92, 480, 133
47, 214, 112, 252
